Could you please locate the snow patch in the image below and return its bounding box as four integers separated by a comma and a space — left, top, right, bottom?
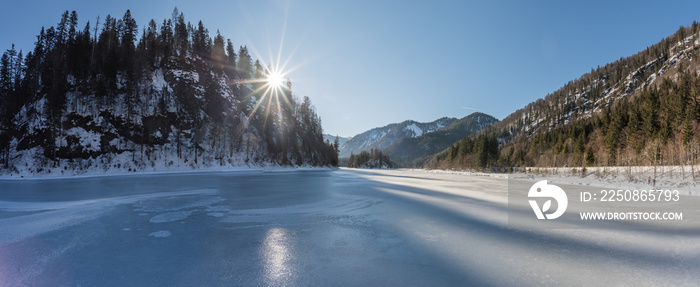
59, 127, 102, 153
405, 124, 424, 137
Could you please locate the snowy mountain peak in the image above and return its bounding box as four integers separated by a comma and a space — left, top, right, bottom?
383, 112, 498, 167
338, 117, 459, 158
338, 114, 495, 159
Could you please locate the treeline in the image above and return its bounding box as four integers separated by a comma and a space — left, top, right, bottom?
499, 71, 699, 169
0, 8, 337, 172
430, 69, 700, 171
430, 134, 499, 169
347, 149, 396, 169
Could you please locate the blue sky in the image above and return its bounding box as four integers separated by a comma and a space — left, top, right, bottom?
2, 0, 700, 137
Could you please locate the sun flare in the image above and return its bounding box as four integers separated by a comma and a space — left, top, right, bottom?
235, 16, 306, 132
267, 71, 284, 89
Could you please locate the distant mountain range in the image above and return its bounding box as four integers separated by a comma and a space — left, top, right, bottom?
383, 113, 497, 167
338, 117, 456, 158
337, 112, 497, 167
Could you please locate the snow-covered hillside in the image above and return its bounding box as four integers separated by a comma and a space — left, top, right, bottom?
0, 10, 338, 177
497, 30, 700, 142
429, 25, 700, 170
339, 117, 456, 158
384, 112, 498, 167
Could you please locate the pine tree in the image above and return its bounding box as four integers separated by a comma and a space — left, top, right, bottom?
145, 19, 159, 67
253, 59, 263, 80
574, 133, 585, 159
0, 52, 10, 93
211, 30, 225, 74
585, 147, 595, 166
333, 136, 340, 155
225, 39, 237, 80
173, 10, 188, 55
68, 11, 78, 44
682, 118, 694, 146
159, 19, 173, 59
604, 111, 621, 165
642, 88, 659, 138
236, 46, 252, 80
121, 10, 139, 118
0, 51, 9, 167
56, 11, 70, 48
192, 21, 210, 55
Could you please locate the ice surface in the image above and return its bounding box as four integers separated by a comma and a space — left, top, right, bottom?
206, 212, 225, 217
0, 198, 105, 212
150, 211, 193, 223
149, 230, 172, 238
0, 188, 217, 242
0, 169, 698, 286
135, 195, 225, 212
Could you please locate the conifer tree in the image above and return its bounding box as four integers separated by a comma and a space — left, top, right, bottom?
211, 30, 225, 74
236, 46, 252, 80
225, 39, 237, 80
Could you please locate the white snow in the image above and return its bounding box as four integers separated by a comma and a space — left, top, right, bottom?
61, 127, 102, 152
510, 165, 700, 196
405, 123, 424, 137
152, 69, 168, 89
0, 142, 332, 181
170, 69, 199, 82
417, 165, 700, 197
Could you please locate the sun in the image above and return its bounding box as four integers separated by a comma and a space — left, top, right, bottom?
266, 71, 284, 89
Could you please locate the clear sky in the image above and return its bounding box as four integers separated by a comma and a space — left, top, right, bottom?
2, 0, 700, 137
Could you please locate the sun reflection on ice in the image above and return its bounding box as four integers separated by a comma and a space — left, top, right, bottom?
262, 227, 294, 285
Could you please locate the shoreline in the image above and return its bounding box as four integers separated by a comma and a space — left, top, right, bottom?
0, 165, 336, 181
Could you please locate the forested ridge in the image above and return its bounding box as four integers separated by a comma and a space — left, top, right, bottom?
382, 112, 497, 167
347, 149, 396, 169
429, 23, 700, 172
0, 8, 338, 175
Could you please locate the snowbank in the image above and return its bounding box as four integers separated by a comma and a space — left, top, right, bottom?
0, 146, 335, 181
417, 165, 700, 196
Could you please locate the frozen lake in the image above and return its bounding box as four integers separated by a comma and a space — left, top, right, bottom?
0, 169, 698, 286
